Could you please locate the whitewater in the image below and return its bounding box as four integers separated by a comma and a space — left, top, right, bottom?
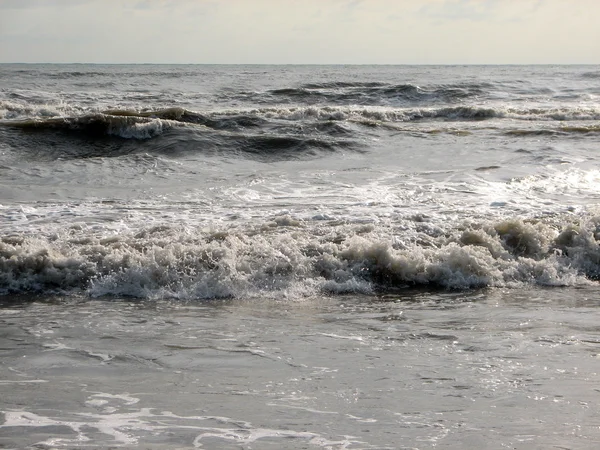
1, 64, 600, 449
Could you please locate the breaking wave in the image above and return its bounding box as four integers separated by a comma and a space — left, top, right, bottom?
241, 105, 600, 122
1, 215, 599, 299
4, 103, 600, 131
5, 114, 168, 139
3, 103, 599, 162
0, 108, 360, 161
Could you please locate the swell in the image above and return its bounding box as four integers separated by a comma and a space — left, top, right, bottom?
4, 114, 168, 139
1, 107, 271, 135
4, 103, 600, 129
236, 82, 490, 106
505, 125, 600, 136
581, 71, 600, 79
210, 105, 600, 123
1, 216, 599, 299
0, 108, 360, 161
3, 103, 599, 161
5, 69, 210, 79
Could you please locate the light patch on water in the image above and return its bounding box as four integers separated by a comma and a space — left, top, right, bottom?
0, 379, 48, 384
1, 394, 370, 449
318, 333, 365, 342
43, 341, 73, 351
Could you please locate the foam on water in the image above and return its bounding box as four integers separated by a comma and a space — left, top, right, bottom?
2, 64, 600, 450
0, 211, 598, 299
2, 389, 367, 448
4, 102, 600, 129
1, 156, 599, 300
1, 407, 364, 448
1, 65, 600, 299
0, 99, 88, 120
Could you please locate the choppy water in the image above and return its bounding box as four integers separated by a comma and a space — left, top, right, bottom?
1, 64, 600, 448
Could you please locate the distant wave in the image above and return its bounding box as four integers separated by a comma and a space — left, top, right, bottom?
581, 71, 600, 79
209, 105, 600, 124
207, 105, 600, 123
0, 108, 360, 161
3, 104, 599, 163
1, 215, 599, 299
232, 82, 490, 106
4, 100, 600, 127
7, 69, 207, 79
505, 125, 600, 136
301, 81, 388, 89
4, 114, 169, 139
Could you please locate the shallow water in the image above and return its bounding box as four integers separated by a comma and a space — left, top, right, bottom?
1, 64, 600, 448
2, 65, 600, 297
2, 288, 600, 449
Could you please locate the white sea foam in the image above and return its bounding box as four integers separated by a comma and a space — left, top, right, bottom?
105, 116, 167, 139
4, 99, 599, 126
221, 105, 600, 123
0, 99, 88, 120
0, 210, 598, 299
1, 163, 599, 299
1, 65, 600, 299
1, 399, 366, 448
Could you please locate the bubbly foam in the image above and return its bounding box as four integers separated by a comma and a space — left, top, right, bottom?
234, 105, 600, 123
2, 65, 600, 299
0, 211, 598, 299
1, 390, 366, 448
4, 103, 600, 129
0, 99, 88, 120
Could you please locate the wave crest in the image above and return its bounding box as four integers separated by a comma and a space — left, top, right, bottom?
1, 216, 599, 299
238, 82, 488, 106
5, 113, 168, 139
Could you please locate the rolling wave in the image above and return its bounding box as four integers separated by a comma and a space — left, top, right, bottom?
505, 125, 600, 136
242, 105, 600, 122
581, 71, 600, 79
3, 103, 599, 163
0, 108, 360, 161
235, 82, 488, 106
164, 104, 600, 123
4, 100, 600, 128
5, 114, 168, 139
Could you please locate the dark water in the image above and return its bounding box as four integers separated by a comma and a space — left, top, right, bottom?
1, 64, 600, 448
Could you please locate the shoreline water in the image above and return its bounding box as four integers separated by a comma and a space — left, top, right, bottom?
1, 64, 600, 447
1, 287, 600, 449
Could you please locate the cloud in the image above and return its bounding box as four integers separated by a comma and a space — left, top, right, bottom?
418, 0, 518, 23
0, 0, 598, 63
0, 0, 92, 9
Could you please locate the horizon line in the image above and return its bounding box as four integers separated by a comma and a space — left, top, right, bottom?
1, 62, 598, 66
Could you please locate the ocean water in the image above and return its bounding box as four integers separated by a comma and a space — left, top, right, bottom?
1, 64, 600, 449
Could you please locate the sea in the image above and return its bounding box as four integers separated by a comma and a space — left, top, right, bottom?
1, 64, 600, 449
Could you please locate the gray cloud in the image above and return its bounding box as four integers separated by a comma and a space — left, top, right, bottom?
0, 0, 598, 64
419, 0, 499, 22
0, 0, 92, 9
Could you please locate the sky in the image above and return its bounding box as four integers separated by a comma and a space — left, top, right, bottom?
0, 0, 599, 64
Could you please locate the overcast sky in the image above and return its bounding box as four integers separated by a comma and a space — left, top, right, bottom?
1, 0, 599, 64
